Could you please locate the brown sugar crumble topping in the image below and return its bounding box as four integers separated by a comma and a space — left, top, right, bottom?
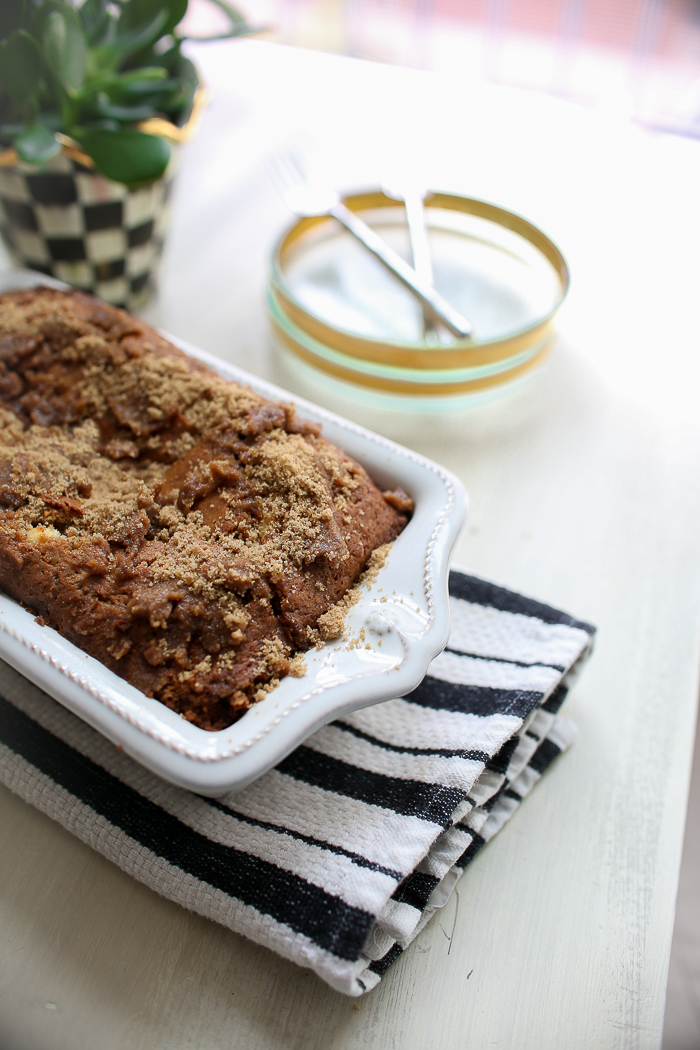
0, 288, 413, 730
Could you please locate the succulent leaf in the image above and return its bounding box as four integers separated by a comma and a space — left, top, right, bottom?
93, 10, 169, 72
77, 126, 171, 184
79, 0, 112, 44
42, 5, 86, 94
14, 121, 61, 162
119, 0, 188, 40
0, 30, 42, 104
93, 93, 157, 121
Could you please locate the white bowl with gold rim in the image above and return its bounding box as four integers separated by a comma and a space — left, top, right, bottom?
268, 190, 569, 409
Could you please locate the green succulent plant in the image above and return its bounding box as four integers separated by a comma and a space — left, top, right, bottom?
0, 0, 252, 186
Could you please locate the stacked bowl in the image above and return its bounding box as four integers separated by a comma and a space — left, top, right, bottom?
268, 190, 569, 411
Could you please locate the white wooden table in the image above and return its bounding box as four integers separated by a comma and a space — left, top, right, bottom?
2, 40, 700, 1050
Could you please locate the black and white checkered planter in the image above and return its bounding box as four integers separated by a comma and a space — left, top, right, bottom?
0, 152, 174, 310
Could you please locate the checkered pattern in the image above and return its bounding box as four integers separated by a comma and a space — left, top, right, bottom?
0, 152, 174, 310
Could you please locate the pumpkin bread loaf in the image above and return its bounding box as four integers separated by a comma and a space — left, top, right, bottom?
0, 288, 411, 730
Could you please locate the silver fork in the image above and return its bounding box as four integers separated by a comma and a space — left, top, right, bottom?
383, 180, 440, 344
269, 152, 472, 340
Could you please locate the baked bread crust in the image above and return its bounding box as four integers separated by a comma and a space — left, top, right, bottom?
0, 288, 411, 730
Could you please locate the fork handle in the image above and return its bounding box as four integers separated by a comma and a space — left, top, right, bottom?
403, 192, 440, 343
330, 202, 472, 339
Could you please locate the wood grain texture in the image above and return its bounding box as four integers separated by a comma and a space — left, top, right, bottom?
2, 40, 700, 1050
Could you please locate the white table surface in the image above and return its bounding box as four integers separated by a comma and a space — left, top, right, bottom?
2, 39, 700, 1050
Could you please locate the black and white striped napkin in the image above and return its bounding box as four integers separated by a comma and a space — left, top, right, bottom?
0, 570, 595, 996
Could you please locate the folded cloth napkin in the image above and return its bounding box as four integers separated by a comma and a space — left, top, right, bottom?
0, 570, 594, 996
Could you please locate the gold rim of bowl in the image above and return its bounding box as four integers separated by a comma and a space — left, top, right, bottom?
271, 315, 555, 396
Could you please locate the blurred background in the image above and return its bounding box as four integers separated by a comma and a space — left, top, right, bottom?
185, 0, 700, 136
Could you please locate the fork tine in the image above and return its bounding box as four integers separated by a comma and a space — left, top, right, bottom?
268, 150, 305, 199
267, 152, 284, 185
286, 150, 308, 184
268, 158, 289, 201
